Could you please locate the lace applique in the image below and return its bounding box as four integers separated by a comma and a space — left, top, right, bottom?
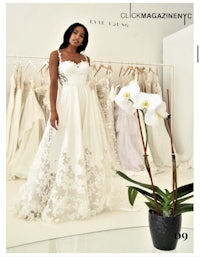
14, 126, 111, 223
58, 71, 68, 86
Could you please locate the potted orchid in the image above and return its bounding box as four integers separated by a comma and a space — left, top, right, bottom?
113, 80, 193, 250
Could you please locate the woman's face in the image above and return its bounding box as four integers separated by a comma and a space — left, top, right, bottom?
69, 26, 85, 47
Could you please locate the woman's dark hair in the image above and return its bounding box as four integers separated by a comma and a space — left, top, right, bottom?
59, 23, 89, 53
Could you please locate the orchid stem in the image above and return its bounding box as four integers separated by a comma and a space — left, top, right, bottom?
166, 89, 177, 216
136, 109, 160, 215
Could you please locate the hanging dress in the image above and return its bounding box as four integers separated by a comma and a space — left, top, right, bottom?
35, 63, 50, 122
114, 70, 147, 173
14, 51, 113, 223
9, 78, 46, 179
6, 64, 24, 179
95, 71, 122, 171
114, 78, 146, 173
6, 66, 18, 160
144, 69, 173, 168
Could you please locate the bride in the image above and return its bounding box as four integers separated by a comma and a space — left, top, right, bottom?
14, 23, 114, 223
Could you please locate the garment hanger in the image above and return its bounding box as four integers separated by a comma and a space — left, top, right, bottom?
123, 65, 132, 76
24, 60, 36, 72
106, 64, 113, 75
149, 67, 155, 74
127, 66, 135, 76
90, 62, 98, 71
119, 64, 126, 77
94, 64, 108, 77
38, 60, 49, 73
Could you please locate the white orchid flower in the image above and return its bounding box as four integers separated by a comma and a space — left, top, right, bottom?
145, 101, 169, 127
127, 81, 141, 102
134, 92, 162, 111
115, 82, 140, 114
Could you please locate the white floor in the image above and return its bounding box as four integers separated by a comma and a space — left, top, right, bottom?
7, 227, 194, 253
6, 165, 194, 254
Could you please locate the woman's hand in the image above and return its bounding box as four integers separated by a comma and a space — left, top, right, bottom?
50, 110, 59, 130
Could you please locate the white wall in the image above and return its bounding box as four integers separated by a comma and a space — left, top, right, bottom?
6, 3, 193, 58
6, 3, 193, 82
163, 24, 194, 165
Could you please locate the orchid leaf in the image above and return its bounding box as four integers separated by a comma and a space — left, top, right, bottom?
174, 183, 193, 198
128, 186, 163, 202
176, 195, 194, 205
175, 203, 194, 215
128, 187, 138, 205
116, 171, 165, 196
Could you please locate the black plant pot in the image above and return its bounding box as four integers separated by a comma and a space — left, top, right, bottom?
148, 210, 182, 251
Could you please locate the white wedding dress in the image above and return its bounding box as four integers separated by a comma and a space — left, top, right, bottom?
14, 51, 113, 223
9, 79, 46, 179
6, 65, 23, 177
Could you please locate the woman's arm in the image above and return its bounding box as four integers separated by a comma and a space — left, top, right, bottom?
49, 50, 59, 130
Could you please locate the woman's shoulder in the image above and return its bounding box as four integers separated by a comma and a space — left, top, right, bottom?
49, 50, 60, 62
50, 50, 59, 57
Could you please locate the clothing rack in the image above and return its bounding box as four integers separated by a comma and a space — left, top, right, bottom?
91, 59, 175, 94
7, 55, 174, 67
6, 55, 174, 91
6, 55, 48, 60
6, 55, 175, 118
91, 59, 174, 68
91, 59, 175, 121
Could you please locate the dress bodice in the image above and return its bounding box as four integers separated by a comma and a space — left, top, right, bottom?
58, 60, 90, 86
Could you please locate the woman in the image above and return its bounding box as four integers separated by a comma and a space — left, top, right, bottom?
14, 23, 113, 223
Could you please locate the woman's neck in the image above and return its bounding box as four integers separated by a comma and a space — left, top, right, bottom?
65, 45, 77, 54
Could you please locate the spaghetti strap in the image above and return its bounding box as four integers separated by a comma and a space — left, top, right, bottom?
83, 53, 88, 62
57, 49, 62, 63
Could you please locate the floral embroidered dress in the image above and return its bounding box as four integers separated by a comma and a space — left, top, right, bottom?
14, 50, 113, 223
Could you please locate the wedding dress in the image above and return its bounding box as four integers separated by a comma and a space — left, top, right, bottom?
6, 64, 23, 179
14, 51, 113, 223
114, 104, 145, 172
35, 64, 50, 122
6, 68, 18, 162
9, 78, 46, 179
142, 69, 173, 168
95, 74, 122, 171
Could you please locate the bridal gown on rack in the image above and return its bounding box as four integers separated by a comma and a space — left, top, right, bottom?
35, 63, 50, 122
95, 73, 122, 171
9, 78, 46, 179
114, 78, 146, 173
140, 69, 173, 168
114, 104, 146, 172
6, 64, 23, 179
6, 67, 18, 162
14, 51, 113, 223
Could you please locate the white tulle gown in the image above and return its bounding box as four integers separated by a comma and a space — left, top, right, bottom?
14, 51, 113, 223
